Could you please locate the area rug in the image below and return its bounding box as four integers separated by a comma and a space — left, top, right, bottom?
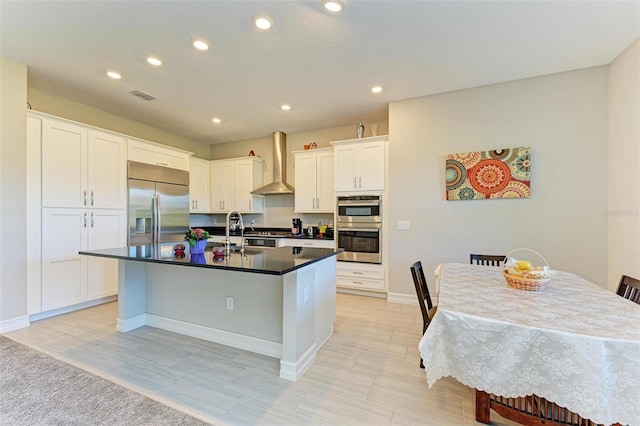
0, 336, 211, 425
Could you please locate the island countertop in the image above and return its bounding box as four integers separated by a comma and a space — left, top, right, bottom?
80, 245, 341, 276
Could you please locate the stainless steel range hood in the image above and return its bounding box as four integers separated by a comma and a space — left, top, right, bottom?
251, 131, 295, 195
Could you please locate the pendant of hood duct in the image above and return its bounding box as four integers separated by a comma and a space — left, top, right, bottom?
251, 131, 295, 195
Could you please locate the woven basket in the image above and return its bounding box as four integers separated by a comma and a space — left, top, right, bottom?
502, 248, 551, 291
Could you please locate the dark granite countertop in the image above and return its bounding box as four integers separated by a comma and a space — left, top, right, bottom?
80, 245, 340, 276
200, 226, 334, 240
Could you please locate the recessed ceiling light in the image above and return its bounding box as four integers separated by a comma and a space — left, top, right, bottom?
281, 104, 291, 111
322, 0, 345, 13
193, 39, 209, 51
371, 86, 383, 94
212, 117, 221, 124
146, 56, 162, 66
254, 14, 273, 30
106, 71, 122, 79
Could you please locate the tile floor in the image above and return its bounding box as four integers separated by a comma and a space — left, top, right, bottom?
5, 293, 518, 425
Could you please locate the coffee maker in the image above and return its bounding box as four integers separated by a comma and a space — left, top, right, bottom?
292, 218, 302, 235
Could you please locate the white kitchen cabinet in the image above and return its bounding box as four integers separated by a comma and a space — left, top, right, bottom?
189, 157, 210, 213
210, 157, 263, 213
336, 262, 386, 292
234, 158, 264, 213
128, 139, 191, 171
210, 160, 236, 213
285, 238, 335, 249
41, 208, 126, 311
293, 148, 334, 213
41, 118, 127, 209
331, 136, 386, 192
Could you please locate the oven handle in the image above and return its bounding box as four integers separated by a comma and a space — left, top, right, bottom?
337, 202, 381, 207
337, 227, 380, 233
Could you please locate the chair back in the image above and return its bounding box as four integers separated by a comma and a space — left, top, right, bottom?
470, 254, 506, 267
410, 261, 434, 333
616, 274, 640, 305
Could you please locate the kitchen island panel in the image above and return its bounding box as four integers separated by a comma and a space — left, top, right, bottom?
145, 264, 283, 343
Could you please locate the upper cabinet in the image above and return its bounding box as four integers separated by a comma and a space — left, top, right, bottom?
189, 157, 210, 213
331, 136, 387, 192
128, 139, 191, 171
41, 117, 127, 209
210, 157, 264, 213
293, 148, 334, 213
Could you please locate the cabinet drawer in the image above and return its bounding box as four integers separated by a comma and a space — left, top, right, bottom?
287, 239, 335, 249
337, 276, 385, 291
337, 263, 384, 280
128, 140, 190, 171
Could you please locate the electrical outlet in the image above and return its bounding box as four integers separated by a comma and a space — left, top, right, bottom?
303, 287, 310, 304
398, 220, 411, 230
226, 297, 234, 310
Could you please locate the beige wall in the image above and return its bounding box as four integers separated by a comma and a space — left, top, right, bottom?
205, 120, 388, 227
388, 66, 610, 296
0, 58, 28, 322
608, 38, 640, 291
27, 88, 210, 158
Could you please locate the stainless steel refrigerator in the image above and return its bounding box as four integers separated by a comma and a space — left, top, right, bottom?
128, 161, 189, 245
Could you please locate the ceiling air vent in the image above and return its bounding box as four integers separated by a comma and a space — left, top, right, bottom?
131, 90, 156, 101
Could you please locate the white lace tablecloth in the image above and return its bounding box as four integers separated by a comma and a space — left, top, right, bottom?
419, 263, 640, 426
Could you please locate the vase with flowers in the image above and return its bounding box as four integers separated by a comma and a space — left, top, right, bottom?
185, 228, 210, 254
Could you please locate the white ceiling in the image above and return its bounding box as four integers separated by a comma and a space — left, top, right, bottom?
1, 1, 638, 145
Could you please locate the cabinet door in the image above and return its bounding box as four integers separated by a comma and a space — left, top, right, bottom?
358, 141, 385, 191
210, 160, 235, 212
315, 151, 335, 211
333, 144, 358, 192
87, 210, 126, 299
42, 119, 87, 208
189, 158, 210, 212
294, 152, 317, 212
87, 130, 127, 209
234, 159, 262, 212
42, 209, 88, 310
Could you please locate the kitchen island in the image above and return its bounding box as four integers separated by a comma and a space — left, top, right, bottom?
80, 245, 339, 381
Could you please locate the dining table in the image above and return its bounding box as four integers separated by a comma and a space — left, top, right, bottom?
418, 263, 640, 426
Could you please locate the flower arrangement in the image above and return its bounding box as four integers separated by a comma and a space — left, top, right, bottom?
184, 228, 210, 247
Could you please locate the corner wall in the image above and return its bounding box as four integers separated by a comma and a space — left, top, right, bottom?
608, 38, 640, 290
0, 58, 28, 325
388, 66, 610, 296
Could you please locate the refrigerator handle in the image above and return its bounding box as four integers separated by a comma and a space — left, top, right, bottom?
155, 194, 162, 243
151, 194, 157, 244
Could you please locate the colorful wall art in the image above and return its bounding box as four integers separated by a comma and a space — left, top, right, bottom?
445, 147, 531, 200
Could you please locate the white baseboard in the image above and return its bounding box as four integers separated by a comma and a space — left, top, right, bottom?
279, 342, 317, 381
386, 292, 418, 305
116, 314, 146, 332
337, 287, 387, 298
29, 296, 118, 322
145, 314, 282, 359
0, 315, 30, 333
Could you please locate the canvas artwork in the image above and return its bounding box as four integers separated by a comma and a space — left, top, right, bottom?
445, 147, 531, 200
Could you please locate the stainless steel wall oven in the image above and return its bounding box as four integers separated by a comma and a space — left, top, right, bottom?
336, 195, 382, 263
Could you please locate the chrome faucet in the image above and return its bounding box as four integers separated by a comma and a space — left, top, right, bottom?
225, 211, 245, 254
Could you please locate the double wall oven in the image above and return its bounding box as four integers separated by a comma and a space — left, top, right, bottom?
336, 195, 382, 264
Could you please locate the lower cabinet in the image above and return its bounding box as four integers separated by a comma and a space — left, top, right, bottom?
336, 262, 386, 292
41, 208, 126, 311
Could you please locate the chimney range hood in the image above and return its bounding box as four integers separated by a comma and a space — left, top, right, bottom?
251, 131, 295, 195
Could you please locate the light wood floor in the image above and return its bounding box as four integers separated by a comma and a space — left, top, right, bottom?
5, 293, 519, 426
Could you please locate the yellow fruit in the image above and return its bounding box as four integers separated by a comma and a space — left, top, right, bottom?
516, 260, 533, 271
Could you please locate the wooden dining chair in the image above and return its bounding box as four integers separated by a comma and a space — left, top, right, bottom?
410, 261, 437, 368
470, 254, 506, 267
616, 274, 640, 304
